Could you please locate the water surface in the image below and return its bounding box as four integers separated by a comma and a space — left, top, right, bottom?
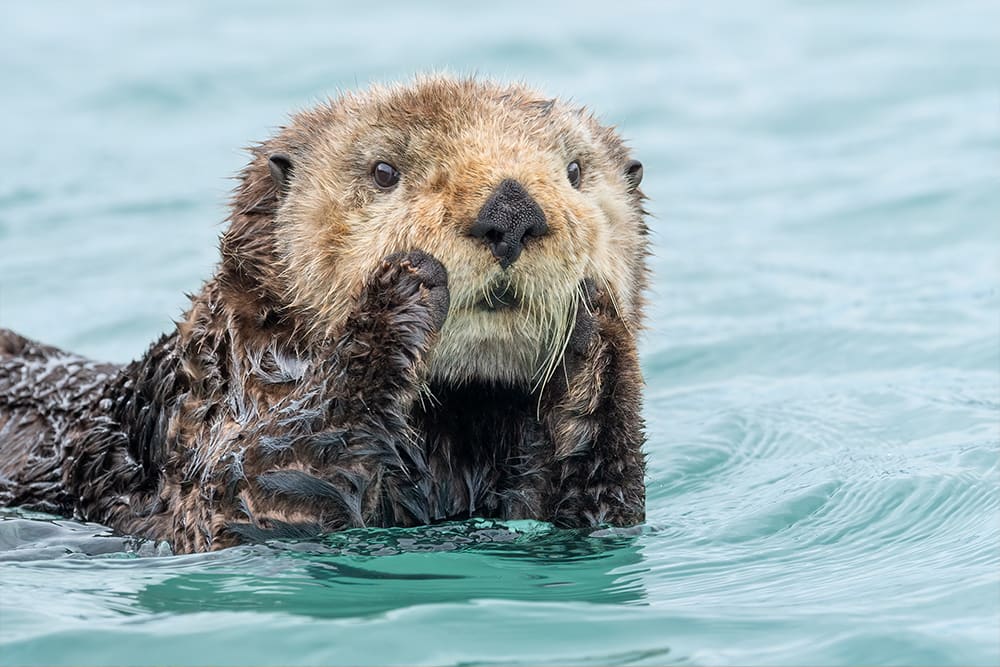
1, 1, 998, 665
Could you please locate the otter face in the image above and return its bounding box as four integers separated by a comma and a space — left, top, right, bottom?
268, 77, 648, 387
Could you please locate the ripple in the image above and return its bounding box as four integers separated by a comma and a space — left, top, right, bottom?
2, 0, 1000, 664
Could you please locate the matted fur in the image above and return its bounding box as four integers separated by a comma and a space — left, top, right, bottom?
0, 76, 649, 553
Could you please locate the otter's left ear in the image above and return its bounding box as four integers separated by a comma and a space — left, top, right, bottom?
268, 153, 293, 189
624, 159, 643, 192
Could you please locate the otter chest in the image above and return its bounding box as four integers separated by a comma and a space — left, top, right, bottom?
414, 381, 544, 522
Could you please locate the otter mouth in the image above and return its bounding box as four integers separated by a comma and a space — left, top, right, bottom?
477, 279, 521, 312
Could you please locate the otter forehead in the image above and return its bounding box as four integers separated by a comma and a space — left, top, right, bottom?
340, 78, 567, 139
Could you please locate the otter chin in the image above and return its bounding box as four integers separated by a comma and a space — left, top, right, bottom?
480, 276, 520, 311
0, 75, 650, 554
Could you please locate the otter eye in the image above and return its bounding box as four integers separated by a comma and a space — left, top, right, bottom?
372, 161, 400, 190
567, 161, 581, 189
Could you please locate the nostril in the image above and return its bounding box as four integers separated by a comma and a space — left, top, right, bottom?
524, 221, 549, 240
483, 228, 509, 259
477, 228, 508, 259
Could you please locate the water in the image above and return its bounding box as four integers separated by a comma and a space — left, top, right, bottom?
1, 1, 998, 665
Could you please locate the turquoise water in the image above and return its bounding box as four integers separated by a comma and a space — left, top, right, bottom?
1, 1, 998, 665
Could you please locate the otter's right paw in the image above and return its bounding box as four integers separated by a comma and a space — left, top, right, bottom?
373, 250, 451, 332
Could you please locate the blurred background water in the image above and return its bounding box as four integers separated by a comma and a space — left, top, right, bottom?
1, 1, 998, 665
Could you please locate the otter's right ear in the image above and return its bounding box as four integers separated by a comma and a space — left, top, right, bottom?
268, 153, 293, 189
624, 159, 643, 192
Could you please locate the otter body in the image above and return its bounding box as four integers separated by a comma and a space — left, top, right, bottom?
0, 77, 649, 553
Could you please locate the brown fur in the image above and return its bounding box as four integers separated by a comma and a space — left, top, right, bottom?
0, 76, 649, 553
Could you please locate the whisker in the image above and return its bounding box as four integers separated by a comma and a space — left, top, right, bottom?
532, 288, 576, 417
596, 269, 630, 336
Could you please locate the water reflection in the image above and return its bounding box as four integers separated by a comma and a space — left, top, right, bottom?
135, 520, 649, 618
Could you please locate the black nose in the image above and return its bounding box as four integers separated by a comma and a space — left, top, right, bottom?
469, 179, 549, 269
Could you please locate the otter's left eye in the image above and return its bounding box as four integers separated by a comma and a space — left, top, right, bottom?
372, 161, 400, 190
567, 161, 581, 189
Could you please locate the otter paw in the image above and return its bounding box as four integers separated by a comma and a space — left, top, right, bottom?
378, 250, 451, 331
568, 278, 600, 356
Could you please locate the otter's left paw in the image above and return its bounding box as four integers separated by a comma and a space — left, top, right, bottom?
568, 278, 600, 356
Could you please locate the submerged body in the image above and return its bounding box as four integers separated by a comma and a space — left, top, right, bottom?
0, 77, 649, 553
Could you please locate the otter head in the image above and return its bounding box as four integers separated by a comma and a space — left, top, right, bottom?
222, 76, 648, 388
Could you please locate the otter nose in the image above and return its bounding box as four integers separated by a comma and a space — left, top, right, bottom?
469, 179, 549, 269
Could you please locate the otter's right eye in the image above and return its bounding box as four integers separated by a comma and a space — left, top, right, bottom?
372, 161, 400, 190
567, 161, 582, 189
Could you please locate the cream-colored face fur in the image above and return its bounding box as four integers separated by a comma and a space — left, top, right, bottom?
273, 77, 646, 387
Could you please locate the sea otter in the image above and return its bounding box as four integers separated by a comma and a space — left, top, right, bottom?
0, 76, 649, 554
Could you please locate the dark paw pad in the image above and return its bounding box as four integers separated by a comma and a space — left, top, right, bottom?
381, 250, 451, 330
568, 278, 600, 355
384, 250, 448, 290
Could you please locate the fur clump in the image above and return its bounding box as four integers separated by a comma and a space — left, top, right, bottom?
0, 76, 649, 553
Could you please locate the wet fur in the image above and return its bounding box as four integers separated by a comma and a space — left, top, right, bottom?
0, 76, 649, 553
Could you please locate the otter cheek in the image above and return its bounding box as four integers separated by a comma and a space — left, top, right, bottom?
404, 199, 452, 259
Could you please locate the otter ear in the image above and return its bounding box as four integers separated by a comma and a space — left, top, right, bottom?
624, 159, 643, 191
268, 153, 293, 189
